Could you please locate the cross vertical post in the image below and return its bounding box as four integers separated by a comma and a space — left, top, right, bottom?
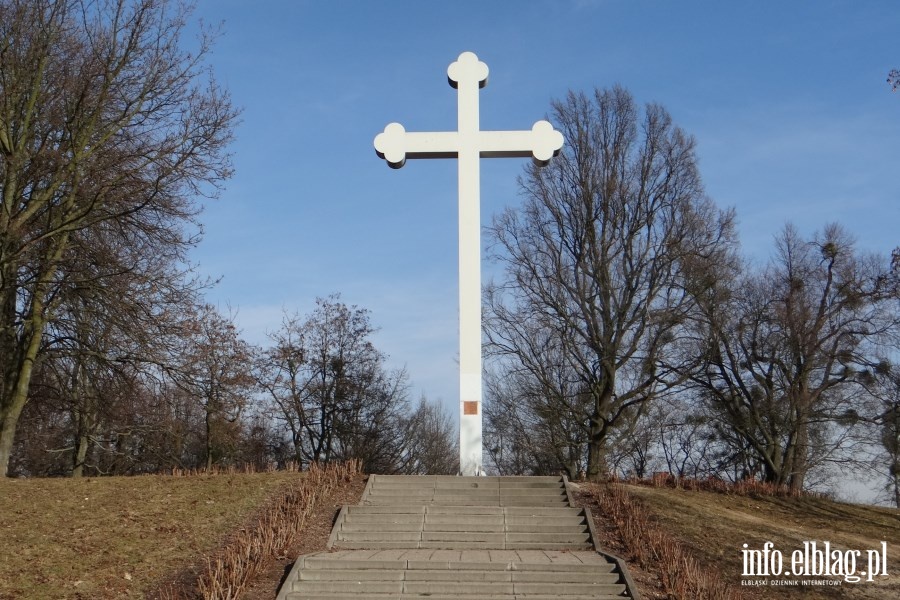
374, 52, 564, 475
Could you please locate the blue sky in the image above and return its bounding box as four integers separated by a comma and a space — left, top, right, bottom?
189, 1, 900, 439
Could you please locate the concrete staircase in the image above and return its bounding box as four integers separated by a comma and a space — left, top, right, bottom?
361, 475, 571, 506
276, 475, 637, 600
334, 475, 592, 550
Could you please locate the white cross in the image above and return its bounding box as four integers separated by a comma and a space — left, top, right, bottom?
374, 52, 564, 476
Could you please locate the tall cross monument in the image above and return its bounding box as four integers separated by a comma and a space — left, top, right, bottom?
374, 52, 564, 476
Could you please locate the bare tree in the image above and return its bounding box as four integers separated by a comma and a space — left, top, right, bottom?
401, 397, 458, 475
0, 0, 236, 476
174, 304, 255, 470
854, 360, 900, 507
37, 212, 206, 475
256, 296, 409, 472
880, 396, 900, 507
484, 360, 591, 478
689, 224, 898, 491
485, 86, 735, 480
255, 310, 309, 465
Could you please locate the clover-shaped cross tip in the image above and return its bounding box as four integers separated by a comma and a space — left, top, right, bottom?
530, 120, 565, 166
374, 122, 407, 169
447, 51, 489, 90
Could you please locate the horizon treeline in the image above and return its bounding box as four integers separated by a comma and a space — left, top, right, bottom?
1, 0, 897, 508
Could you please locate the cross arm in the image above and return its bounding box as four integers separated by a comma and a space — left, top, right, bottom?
374, 120, 564, 168
374, 123, 459, 169
478, 121, 564, 165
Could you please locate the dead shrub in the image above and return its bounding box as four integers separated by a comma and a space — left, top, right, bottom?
607, 472, 827, 500
585, 482, 743, 600
157, 459, 362, 599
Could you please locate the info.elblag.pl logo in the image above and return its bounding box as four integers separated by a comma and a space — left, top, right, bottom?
741, 541, 889, 586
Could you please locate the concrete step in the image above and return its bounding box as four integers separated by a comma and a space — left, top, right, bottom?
336, 532, 592, 544
285, 595, 627, 600
507, 523, 586, 533
338, 532, 425, 542
290, 580, 627, 596
368, 485, 566, 494
341, 523, 426, 532
423, 523, 503, 532
342, 522, 554, 534
342, 515, 586, 526
365, 493, 569, 502
297, 569, 620, 584
334, 526, 590, 549
364, 494, 569, 501
335, 541, 594, 551
504, 542, 593, 550
369, 480, 565, 488
346, 505, 584, 516
507, 533, 591, 543
363, 498, 567, 504
364, 475, 563, 483
299, 569, 403, 581
363, 476, 571, 508
361, 496, 568, 504
493, 506, 584, 515
298, 559, 618, 573
425, 514, 505, 525
364, 484, 556, 491
505, 515, 586, 524
501, 499, 569, 506
422, 532, 507, 543
346, 505, 428, 514
336, 541, 426, 550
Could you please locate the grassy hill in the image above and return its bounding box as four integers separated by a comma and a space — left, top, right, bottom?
2, 471, 896, 600
0, 471, 302, 599
576, 481, 900, 600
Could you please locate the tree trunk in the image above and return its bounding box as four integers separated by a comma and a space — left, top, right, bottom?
205, 406, 213, 471
0, 399, 25, 478
0, 229, 68, 477
788, 399, 811, 494
561, 460, 578, 481
893, 469, 899, 509
586, 417, 605, 481
586, 376, 615, 481
71, 361, 89, 477
72, 433, 89, 478
762, 459, 780, 484
788, 430, 808, 493
0, 332, 42, 478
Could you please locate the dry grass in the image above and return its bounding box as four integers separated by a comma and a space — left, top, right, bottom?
185, 461, 361, 600
576, 481, 900, 600
0, 470, 301, 599
237, 471, 367, 600
580, 483, 742, 600
613, 472, 830, 499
